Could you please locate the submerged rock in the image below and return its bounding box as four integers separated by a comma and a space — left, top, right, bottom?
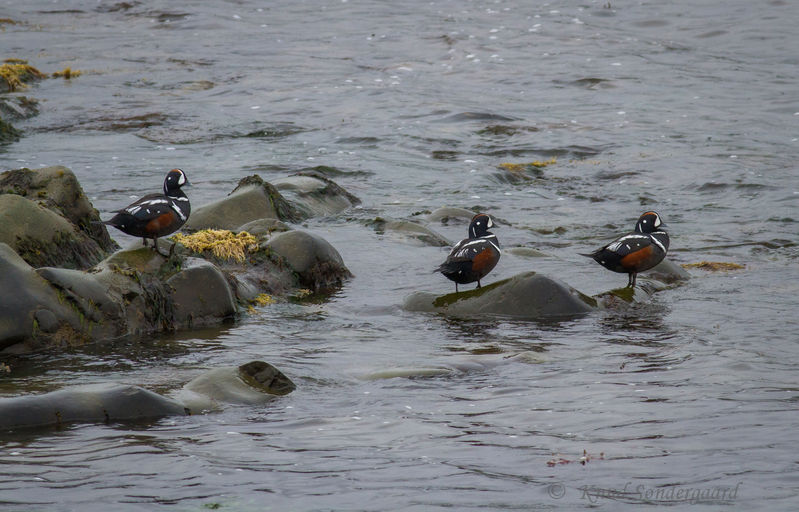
0, 360, 295, 431
404, 271, 596, 319
0, 384, 189, 430
177, 361, 296, 411
426, 206, 476, 223
370, 217, 451, 247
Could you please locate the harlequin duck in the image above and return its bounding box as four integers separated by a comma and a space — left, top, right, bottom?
582, 211, 669, 288
103, 168, 191, 256
438, 213, 501, 293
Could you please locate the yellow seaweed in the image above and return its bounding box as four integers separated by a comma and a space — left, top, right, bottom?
52, 67, 82, 79
172, 229, 257, 262
499, 157, 557, 172
0, 59, 45, 91
681, 261, 745, 271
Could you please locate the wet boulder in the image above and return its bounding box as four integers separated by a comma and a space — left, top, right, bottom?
0, 243, 89, 353
176, 361, 296, 412
272, 170, 360, 217
264, 230, 352, 292
0, 193, 108, 269
369, 217, 451, 247
185, 175, 304, 231
0, 166, 117, 258
166, 257, 237, 328
404, 271, 596, 319
646, 258, 690, 283
0, 384, 189, 431
0, 361, 295, 430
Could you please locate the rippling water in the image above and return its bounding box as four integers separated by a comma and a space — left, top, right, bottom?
2, 0, 798, 510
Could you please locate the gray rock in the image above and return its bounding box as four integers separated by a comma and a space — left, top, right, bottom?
177, 361, 296, 411
37, 267, 123, 321
0, 243, 86, 353
370, 218, 451, 247
186, 175, 303, 231
426, 206, 476, 223
166, 258, 237, 328
272, 170, 360, 217
647, 257, 691, 283
0, 193, 108, 269
236, 218, 291, 237
404, 271, 596, 319
0, 166, 117, 256
0, 361, 294, 430
0, 384, 189, 430
264, 230, 352, 292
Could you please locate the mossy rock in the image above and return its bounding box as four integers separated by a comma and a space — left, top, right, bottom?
0, 117, 21, 143
404, 271, 596, 319
0, 166, 117, 261
185, 175, 304, 231
0, 193, 108, 270
0, 243, 89, 353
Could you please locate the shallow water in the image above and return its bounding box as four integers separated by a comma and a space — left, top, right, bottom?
1, 0, 798, 509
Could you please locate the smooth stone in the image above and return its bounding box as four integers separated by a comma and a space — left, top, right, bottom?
371, 218, 451, 247
0, 383, 189, 430
236, 218, 291, 237
37, 267, 123, 320
177, 361, 296, 411
185, 175, 303, 231
403, 271, 597, 319
166, 258, 237, 327
272, 171, 360, 217
0, 243, 85, 352
264, 230, 352, 291
646, 257, 691, 282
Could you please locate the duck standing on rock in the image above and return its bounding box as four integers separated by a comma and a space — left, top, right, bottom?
438, 213, 501, 293
582, 211, 669, 288
103, 168, 191, 256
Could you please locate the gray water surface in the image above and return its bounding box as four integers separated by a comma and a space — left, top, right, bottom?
1, 0, 798, 510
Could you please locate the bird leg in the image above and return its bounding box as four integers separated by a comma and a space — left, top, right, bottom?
477, 279, 482, 289
627, 272, 637, 288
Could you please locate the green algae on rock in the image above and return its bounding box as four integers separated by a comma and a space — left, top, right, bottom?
404, 272, 597, 320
